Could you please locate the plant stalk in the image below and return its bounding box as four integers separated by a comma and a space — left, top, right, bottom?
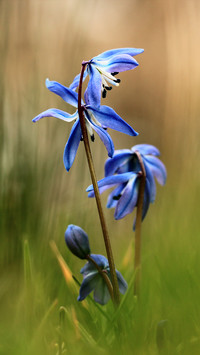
78, 62, 120, 306
134, 151, 146, 297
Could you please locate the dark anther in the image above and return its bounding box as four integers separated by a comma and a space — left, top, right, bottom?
102, 89, 107, 98
80, 136, 83, 141
113, 194, 121, 201
91, 134, 95, 142
105, 86, 112, 91
115, 78, 121, 83
111, 72, 119, 76
103, 127, 107, 130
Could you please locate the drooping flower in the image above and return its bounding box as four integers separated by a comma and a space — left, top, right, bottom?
86, 144, 167, 228
78, 254, 127, 305
32, 79, 138, 171
70, 47, 144, 107
65, 224, 91, 259
104, 144, 167, 203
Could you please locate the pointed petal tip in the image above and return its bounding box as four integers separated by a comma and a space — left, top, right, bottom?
63, 159, 71, 172
45, 78, 50, 86
128, 128, 139, 137
63, 154, 71, 172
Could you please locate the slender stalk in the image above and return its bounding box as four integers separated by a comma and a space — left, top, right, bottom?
78, 62, 120, 305
134, 151, 146, 296
86, 255, 114, 302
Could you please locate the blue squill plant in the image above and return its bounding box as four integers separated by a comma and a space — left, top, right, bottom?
33, 46, 166, 303
87, 144, 166, 295
33, 47, 144, 305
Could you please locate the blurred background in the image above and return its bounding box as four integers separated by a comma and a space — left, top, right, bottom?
1, 0, 200, 353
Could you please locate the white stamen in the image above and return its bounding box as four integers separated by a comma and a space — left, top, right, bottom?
84, 115, 94, 136
95, 65, 119, 87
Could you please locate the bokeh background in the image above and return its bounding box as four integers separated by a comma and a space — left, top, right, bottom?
1, 0, 200, 353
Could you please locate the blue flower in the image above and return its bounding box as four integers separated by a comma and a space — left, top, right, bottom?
70, 47, 144, 107
86, 144, 166, 227
78, 254, 127, 305
32, 79, 138, 171
65, 225, 91, 259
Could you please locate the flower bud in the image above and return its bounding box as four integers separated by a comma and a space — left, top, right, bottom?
65, 225, 91, 259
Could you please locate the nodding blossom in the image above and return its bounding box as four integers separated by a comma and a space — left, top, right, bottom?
78, 254, 127, 305
69, 47, 144, 107
32, 79, 138, 171
87, 144, 167, 228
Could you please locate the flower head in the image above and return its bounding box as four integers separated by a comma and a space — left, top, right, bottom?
70, 47, 144, 107
87, 144, 167, 228
78, 254, 127, 305
65, 224, 91, 259
32, 79, 138, 171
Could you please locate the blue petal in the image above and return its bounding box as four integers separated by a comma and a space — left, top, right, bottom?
80, 254, 109, 274
32, 108, 78, 123
131, 144, 160, 156
93, 277, 111, 305
80, 262, 97, 275
87, 183, 116, 198
78, 272, 99, 301
84, 65, 102, 108
93, 48, 144, 60
143, 160, 156, 203
144, 156, 167, 185
86, 172, 135, 192
69, 70, 88, 91
87, 105, 138, 136
46, 79, 78, 107
114, 175, 139, 220
94, 54, 139, 73
104, 151, 132, 177
90, 254, 109, 269
87, 118, 114, 158
116, 270, 128, 294
107, 183, 126, 208
63, 119, 82, 171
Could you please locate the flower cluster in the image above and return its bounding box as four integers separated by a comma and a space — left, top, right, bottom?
32, 48, 143, 171
87, 144, 166, 228
65, 225, 127, 305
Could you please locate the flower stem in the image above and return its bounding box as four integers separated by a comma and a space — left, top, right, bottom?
134, 151, 146, 297
78, 62, 120, 306
86, 255, 114, 302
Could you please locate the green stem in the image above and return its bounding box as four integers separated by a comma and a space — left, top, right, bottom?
78, 62, 120, 306
86, 255, 114, 302
134, 151, 146, 297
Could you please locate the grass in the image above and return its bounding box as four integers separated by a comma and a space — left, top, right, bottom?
1, 172, 200, 354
